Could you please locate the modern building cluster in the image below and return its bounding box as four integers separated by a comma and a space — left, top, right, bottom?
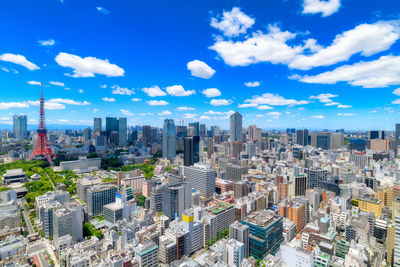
2, 111, 400, 267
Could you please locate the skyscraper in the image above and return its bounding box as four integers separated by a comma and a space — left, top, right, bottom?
142, 125, 151, 148
200, 124, 206, 137
118, 117, 127, 146
396, 124, 400, 140
105, 117, 118, 136
184, 165, 216, 198
162, 119, 176, 160
189, 122, 200, 136
296, 129, 309, 146
184, 137, 193, 166
230, 112, 242, 143
94, 118, 102, 136
13, 115, 27, 139
193, 136, 200, 163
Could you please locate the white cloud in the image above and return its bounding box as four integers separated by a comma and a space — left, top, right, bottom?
158, 110, 172, 116
1, 67, 9, 72
27, 81, 41, 86
392, 99, 400, 104
142, 85, 167, 97
100, 84, 107, 88
112, 85, 134, 95
324, 102, 339, 106
0, 53, 39, 70
210, 25, 303, 67
338, 113, 356, 116
166, 85, 195, 96
296, 55, 400, 88
200, 116, 211, 120
302, 0, 341, 17
238, 103, 258, 108
48, 98, 90, 105
147, 100, 169, 106
38, 39, 55, 46
244, 93, 309, 106
0, 117, 10, 121
309, 93, 338, 103
289, 21, 400, 70
183, 113, 197, 119
256, 114, 264, 118
131, 98, 142, 102
244, 81, 261, 87
267, 112, 282, 116
368, 110, 377, 113
49, 81, 64, 87
0, 102, 30, 110
393, 88, 400, 96
202, 88, 221, 98
102, 97, 115, 102
93, 109, 99, 113
58, 119, 69, 123
311, 115, 325, 119
337, 104, 352, 108
187, 60, 215, 79
120, 109, 134, 116
205, 110, 234, 115
96, 6, 109, 14
55, 52, 124, 77
257, 105, 273, 110
210, 99, 233, 106
27, 101, 66, 110
78, 89, 84, 93
176, 106, 195, 111
211, 7, 255, 37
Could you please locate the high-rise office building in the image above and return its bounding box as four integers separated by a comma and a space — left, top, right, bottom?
118, 117, 127, 146
296, 129, 309, 146
200, 124, 206, 137
13, 115, 27, 139
396, 124, 400, 140
94, 118, 102, 136
189, 122, 199, 136
142, 125, 151, 148
393, 197, 400, 266
162, 182, 191, 220
184, 137, 193, 166
184, 165, 216, 198
211, 125, 220, 137
105, 117, 118, 136
230, 112, 242, 142
82, 127, 92, 142
176, 125, 187, 138
87, 184, 117, 218
53, 203, 83, 245
330, 133, 344, 149
304, 168, 327, 189
162, 119, 176, 160
193, 136, 200, 163
369, 130, 385, 140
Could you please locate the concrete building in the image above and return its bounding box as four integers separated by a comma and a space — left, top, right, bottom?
184, 165, 216, 198
296, 129, 309, 146
87, 184, 117, 218
229, 221, 249, 258
13, 115, 27, 140
162, 182, 192, 220
2, 169, 27, 185
304, 168, 327, 189
162, 119, 176, 161
230, 112, 242, 143
118, 117, 127, 146
94, 118, 102, 136
134, 240, 159, 267
77, 176, 102, 203
60, 157, 101, 172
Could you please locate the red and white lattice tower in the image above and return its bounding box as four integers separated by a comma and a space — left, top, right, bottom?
27, 85, 53, 163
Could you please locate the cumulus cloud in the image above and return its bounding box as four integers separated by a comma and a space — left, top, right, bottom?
176, 106, 195, 111
112, 85, 134, 95
205, 110, 234, 115
324, 102, 339, 106
55, 52, 124, 77
78, 89, 84, 93
202, 88, 221, 98
131, 98, 142, 102
27, 81, 41, 86
96, 6, 109, 14
120, 109, 134, 116
338, 104, 352, 108
257, 105, 274, 110
142, 85, 167, 97
38, 39, 55, 46
296, 55, 400, 88
302, 0, 341, 17
183, 114, 197, 119
210, 25, 303, 67
187, 60, 216, 79
244, 81, 261, 87
267, 112, 282, 116
49, 81, 65, 87
243, 93, 309, 107
0, 53, 40, 70
200, 116, 211, 120
48, 98, 90, 105
311, 115, 325, 119
210, 99, 233, 106
166, 85, 195, 96
158, 110, 172, 116
338, 113, 356, 116
211, 7, 255, 37
309, 93, 338, 103
238, 103, 258, 108
393, 88, 400, 96
0, 102, 30, 110
289, 21, 400, 70
102, 97, 115, 102
147, 100, 169, 106
27, 101, 66, 110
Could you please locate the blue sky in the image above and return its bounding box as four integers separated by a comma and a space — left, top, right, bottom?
1, 0, 400, 130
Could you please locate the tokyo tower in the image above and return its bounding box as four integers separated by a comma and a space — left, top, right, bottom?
27, 85, 53, 164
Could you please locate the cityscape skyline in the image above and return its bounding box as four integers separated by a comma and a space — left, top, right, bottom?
1, 1, 400, 130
